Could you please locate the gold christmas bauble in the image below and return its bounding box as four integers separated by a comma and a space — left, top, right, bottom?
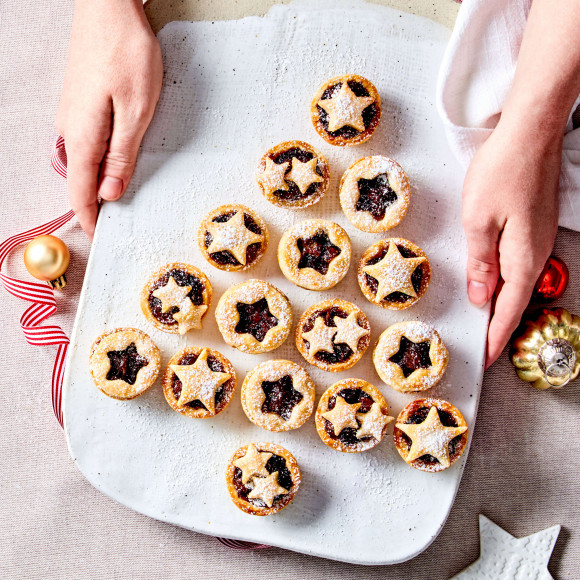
24, 235, 70, 289
511, 307, 580, 390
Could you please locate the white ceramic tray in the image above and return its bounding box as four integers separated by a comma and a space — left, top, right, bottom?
63, 0, 488, 565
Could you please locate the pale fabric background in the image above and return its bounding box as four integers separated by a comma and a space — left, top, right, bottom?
0, 1, 578, 578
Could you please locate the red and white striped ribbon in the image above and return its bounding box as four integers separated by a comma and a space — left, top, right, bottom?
1, 136, 267, 550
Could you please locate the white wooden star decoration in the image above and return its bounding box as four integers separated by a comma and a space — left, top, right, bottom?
451, 515, 560, 580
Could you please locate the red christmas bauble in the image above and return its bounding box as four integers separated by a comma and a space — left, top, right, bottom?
532, 256, 569, 302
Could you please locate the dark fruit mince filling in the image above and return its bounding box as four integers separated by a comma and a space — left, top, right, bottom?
261, 375, 303, 421
148, 269, 204, 325
365, 244, 423, 303
389, 336, 432, 377
204, 211, 263, 266
324, 388, 374, 445
271, 148, 323, 201
106, 343, 148, 385
317, 81, 378, 139
401, 407, 463, 465
233, 453, 292, 506
171, 352, 229, 411
356, 173, 397, 220
302, 307, 354, 364
297, 230, 341, 275
235, 298, 278, 342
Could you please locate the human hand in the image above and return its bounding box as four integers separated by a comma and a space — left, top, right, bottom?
462, 121, 561, 368
55, 0, 163, 239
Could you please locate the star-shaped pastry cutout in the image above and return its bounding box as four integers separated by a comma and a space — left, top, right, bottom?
301, 317, 337, 356
286, 157, 323, 194
389, 336, 432, 377
171, 298, 208, 334
322, 396, 361, 436
247, 471, 288, 508
318, 83, 374, 132
333, 312, 370, 351
452, 515, 560, 580
152, 276, 191, 313
233, 444, 272, 484
206, 211, 264, 266
170, 348, 231, 413
356, 403, 393, 441
106, 343, 148, 385
362, 242, 426, 301
396, 406, 467, 468
256, 158, 290, 196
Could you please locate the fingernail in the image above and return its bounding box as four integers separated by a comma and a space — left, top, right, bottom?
98, 176, 123, 200
468, 280, 488, 306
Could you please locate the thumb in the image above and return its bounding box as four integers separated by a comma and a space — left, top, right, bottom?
97, 111, 148, 201
463, 218, 502, 306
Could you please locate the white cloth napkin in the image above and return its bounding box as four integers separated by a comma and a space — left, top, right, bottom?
436, 0, 580, 232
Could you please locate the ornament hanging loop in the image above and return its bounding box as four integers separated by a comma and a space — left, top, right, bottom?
538, 338, 576, 389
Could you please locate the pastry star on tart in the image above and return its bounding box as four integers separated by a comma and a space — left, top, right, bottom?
141, 263, 212, 334
315, 379, 393, 453
199, 204, 268, 272
226, 442, 301, 516
296, 299, 371, 372
393, 398, 469, 472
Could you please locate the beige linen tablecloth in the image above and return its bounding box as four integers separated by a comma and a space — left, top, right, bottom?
1, 1, 578, 578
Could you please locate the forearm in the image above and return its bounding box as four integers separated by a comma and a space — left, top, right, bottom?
500, 0, 580, 140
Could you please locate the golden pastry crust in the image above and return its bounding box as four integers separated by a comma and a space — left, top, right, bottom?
339, 156, 410, 232
393, 398, 469, 473
140, 263, 212, 334
226, 442, 301, 516
241, 360, 315, 431
89, 327, 160, 400
374, 321, 449, 393
315, 379, 393, 453
358, 238, 431, 310
215, 279, 292, 354
296, 299, 371, 372
310, 74, 381, 146
162, 346, 236, 418
255, 140, 330, 209
198, 204, 269, 272
278, 219, 352, 291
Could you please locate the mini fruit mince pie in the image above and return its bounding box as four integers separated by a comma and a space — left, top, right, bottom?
162, 347, 236, 418
255, 140, 330, 209
311, 74, 381, 146
215, 279, 292, 354
241, 360, 315, 432
296, 299, 371, 372
198, 204, 268, 271
358, 238, 431, 310
374, 321, 449, 392
393, 398, 468, 472
89, 328, 160, 400
141, 263, 212, 334
339, 156, 410, 232
226, 442, 301, 516
278, 219, 352, 291
315, 379, 393, 453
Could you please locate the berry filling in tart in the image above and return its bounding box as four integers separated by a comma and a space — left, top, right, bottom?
233, 453, 292, 508
170, 351, 231, 412
318, 81, 379, 139
204, 211, 264, 267
235, 298, 279, 342
302, 307, 355, 364
297, 230, 341, 275
356, 173, 397, 221
365, 244, 423, 303
106, 343, 149, 385
323, 388, 374, 446
270, 148, 324, 202
389, 337, 432, 378
260, 375, 304, 421
148, 269, 205, 325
